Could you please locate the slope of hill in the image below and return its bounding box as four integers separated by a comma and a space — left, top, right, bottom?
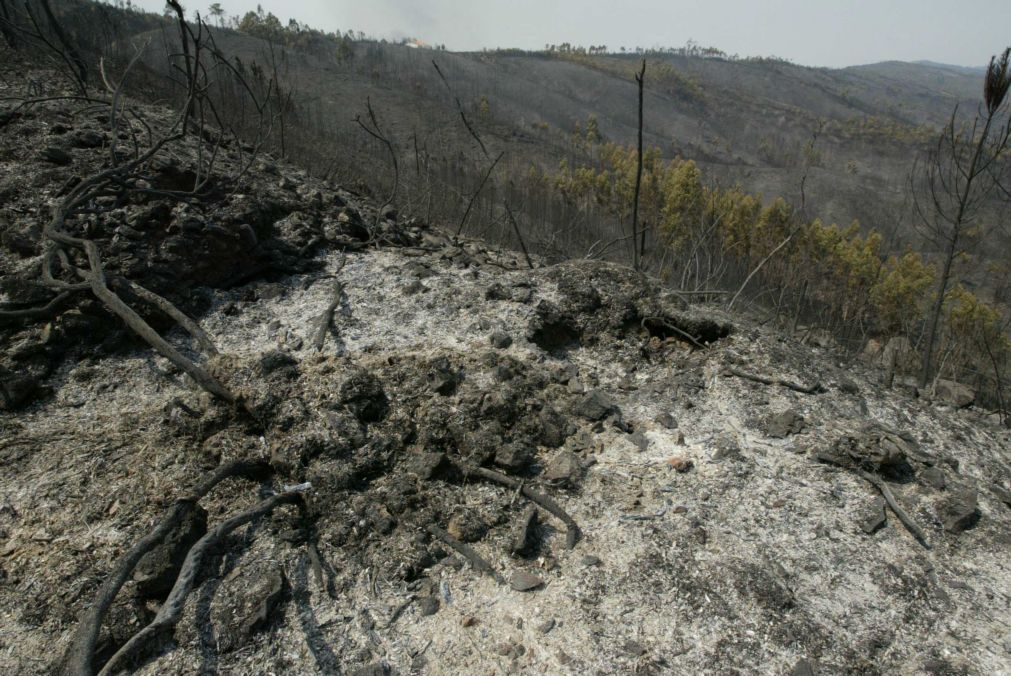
1, 45, 1010, 676
125, 27, 997, 256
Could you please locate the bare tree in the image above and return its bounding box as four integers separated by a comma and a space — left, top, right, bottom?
631, 58, 645, 270
914, 48, 1011, 387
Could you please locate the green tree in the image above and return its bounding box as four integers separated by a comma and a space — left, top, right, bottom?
208, 3, 223, 27
871, 252, 935, 336
585, 114, 601, 143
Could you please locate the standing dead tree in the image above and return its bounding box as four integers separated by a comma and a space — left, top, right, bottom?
36, 0, 86, 88
631, 59, 646, 270
914, 48, 1011, 387
354, 96, 399, 234
504, 203, 535, 269
0, 0, 88, 93
457, 151, 504, 237
432, 59, 506, 238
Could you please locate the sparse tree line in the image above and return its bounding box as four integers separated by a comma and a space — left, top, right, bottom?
543, 76, 1010, 416
2, 1, 1007, 420
542, 39, 780, 63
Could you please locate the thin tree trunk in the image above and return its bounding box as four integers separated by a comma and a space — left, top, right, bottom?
631, 59, 645, 270
919, 235, 958, 387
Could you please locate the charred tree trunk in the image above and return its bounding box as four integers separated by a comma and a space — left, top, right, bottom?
631, 59, 645, 270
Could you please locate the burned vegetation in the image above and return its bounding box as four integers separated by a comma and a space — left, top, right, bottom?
1, 7, 1010, 676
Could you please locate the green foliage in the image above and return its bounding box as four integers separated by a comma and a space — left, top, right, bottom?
647, 63, 703, 103
235, 4, 349, 56
870, 252, 935, 334
548, 138, 1003, 361
941, 286, 1010, 399
945, 286, 1003, 341
659, 159, 704, 249
238, 9, 283, 42
585, 114, 601, 143
828, 115, 935, 145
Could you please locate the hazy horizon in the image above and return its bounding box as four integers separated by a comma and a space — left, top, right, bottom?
129, 0, 1009, 69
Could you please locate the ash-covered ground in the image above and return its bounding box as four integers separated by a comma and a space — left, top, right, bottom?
1, 47, 1010, 676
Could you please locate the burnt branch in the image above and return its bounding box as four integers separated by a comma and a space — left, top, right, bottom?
723, 367, 825, 395
504, 203, 534, 269
96, 489, 307, 676
58, 460, 273, 676
354, 97, 399, 230
449, 460, 581, 548
455, 151, 504, 238
427, 524, 505, 584
0, 289, 77, 324
858, 470, 932, 550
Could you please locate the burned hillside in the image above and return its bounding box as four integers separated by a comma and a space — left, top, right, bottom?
0, 23, 1010, 676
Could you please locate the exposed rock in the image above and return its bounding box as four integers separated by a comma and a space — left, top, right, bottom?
494, 441, 535, 472
939, 486, 980, 533
337, 368, 388, 423
427, 357, 460, 395
71, 129, 105, 148
543, 450, 581, 484
485, 283, 511, 301
933, 379, 974, 408
920, 467, 947, 490
39, 146, 71, 165
666, 457, 694, 473
860, 497, 887, 534
535, 406, 571, 448
657, 412, 678, 429
0, 374, 46, 411
815, 426, 913, 473
510, 506, 538, 556
510, 570, 544, 592
403, 451, 447, 480
401, 279, 424, 296
629, 430, 650, 452
350, 662, 391, 676
259, 349, 298, 376
496, 640, 526, 657
575, 390, 616, 421
0, 223, 41, 257
417, 596, 439, 616
511, 285, 533, 303
711, 436, 743, 463
992, 483, 1011, 508
789, 658, 819, 676
452, 424, 500, 465
227, 568, 286, 649
490, 331, 513, 349
867, 336, 920, 374
764, 409, 805, 438
528, 301, 581, 353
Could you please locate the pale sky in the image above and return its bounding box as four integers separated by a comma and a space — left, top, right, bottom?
130, 0, 1010, 68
